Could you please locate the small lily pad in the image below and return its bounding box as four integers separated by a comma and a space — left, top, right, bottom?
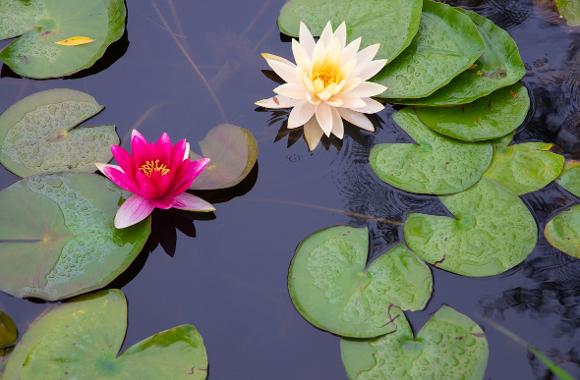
190, 124, 258, 190
341, 306, 489, 380
399, 10, 526, 106
289, 226, 432, 338
375, 0, 485, 99
545, 205, 580, 259
0, 173, 150, 301
369, 108, 493, 195
415, 84, 531, 142
558, 160, 580, 198
3, 290, 209, 380
0, 0, 126, 79
556, 0, 580, 26
0, 88, 119, 177
404, 178, 537, 277
0, 311, 17, 349
484, 142, 565, 195
277, 0, 423, 62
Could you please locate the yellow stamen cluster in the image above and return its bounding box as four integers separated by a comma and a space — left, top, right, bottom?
139, 159, 171, 177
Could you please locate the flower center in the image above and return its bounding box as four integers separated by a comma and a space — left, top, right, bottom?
139, 159, 171, 177
311, 58, 343, 90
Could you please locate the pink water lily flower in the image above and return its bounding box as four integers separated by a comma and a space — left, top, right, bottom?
96, 130, 215, 229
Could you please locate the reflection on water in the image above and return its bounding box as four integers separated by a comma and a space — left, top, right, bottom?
0, 0, 578, 379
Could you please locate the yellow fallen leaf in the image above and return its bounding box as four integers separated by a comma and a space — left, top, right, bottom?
55, 36, 95, 46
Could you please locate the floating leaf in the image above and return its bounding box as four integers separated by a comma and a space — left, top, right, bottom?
0, 173, 150, 301
0, 89, 119, 177
545, 205, 580, 259
415, 84, 530, 142
3, 290, 209, 380
0, 311, 17, 350
369, 108, 493, 195
374, 0, 485, 99
555, 0, 580, 26
404, 179, 537, 277
55, 36, 96, 46
0, 0, 126, 78
341, 306, 489, 380
484, 142, 565, 195
398, 10, 526, 106
288, 226, 432, 338
277, 0, 423, 62
558, 160, 580, 198
190, 124, 258, 190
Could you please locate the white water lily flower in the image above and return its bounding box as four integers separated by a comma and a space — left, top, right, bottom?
256, 21, 388, 150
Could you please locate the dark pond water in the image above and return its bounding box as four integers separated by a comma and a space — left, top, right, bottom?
0, 0, 579, 379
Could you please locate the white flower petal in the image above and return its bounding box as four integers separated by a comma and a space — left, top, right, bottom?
315, 102, 334, 136
299, 22, 316, 57
261, 53, 295, 68
288, 102, 315, 129
255, 95, 299, 109
292, 39, 311, 70
354, 59, 388, 80
334, 22, 347, 48
355, 98, 385, 114
338, 108, 375, 132
344, 81, 387, 98
336, 95, 367, 109
274, 83, 307, 100
341, 37, 362, 65
331, 108, 344, 139
266, 59, 298, 84
356, 44, 381, 66
319, 22, 334, 47
303, 117, 324, 151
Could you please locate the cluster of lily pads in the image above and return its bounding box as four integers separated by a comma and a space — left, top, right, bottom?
278, 0, 579, 378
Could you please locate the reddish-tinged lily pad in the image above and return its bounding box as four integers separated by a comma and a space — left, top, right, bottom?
190, 124, 258, 190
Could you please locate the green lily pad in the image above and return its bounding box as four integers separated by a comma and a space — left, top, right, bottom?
288, 226, 432, 338
558, 160, 580, 198
0, 311, 17, 350
3, 290, 209, 380
545, 205, 580, 259
415, 84, 530, 142
375, 0, 485, 99
484, 142, 565, 195
341, 306, 489, 380
0, 0, 126, 79
0, 88, 119, 177
404, 178, 537, 277
369, 108, 493, 195
190, 124, 258, 190
556, 0, 580, 27
277, 0, 422, 61
0, 173, 150, 301
398, 10, 526, 106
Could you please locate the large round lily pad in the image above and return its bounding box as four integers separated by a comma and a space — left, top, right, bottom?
289, 226, 432, 338
415, 84, 530, 142
374, 0, 485, 99
341, 306, 489, 380
0, 311, 17, 350
0, 89, 119, 177
277, 0, 422, 62
404, 178, 537, 277
399, 10, 526, 106
0, 0, 126, 79
3, 290, 209, 380
545, 205, 580, 259
484, 142, 565, 195
369, 108, 493, 195
558, 160, 580, 198
190, 124, 258, 190
0, 173, 150, 301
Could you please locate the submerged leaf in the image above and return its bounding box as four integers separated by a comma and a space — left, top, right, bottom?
55, 36, 96, 46
0, 0, 126, 78
341, 306, 489, 380
3, 290, 209, 380
190, 124, 258, 190
277, 0, 422, 62
545, 205, 580, 259
558, 160, 580, 198
369, 108, 492, 195
404, 178, 537, 276
484, 142, 565, 195
375, 0, 485, 99
0, 173, 150, 301
0, 311, 17, 349
415, 84, 531, 142
288, 226, 432, 338
0, 89, 119, 177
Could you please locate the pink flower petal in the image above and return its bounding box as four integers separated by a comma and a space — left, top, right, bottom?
172, 193, 215, 212
131, 129, 150, 164
95, 163, 137, 193
111, 145, 135, 173
115, 195, 155, 229
171, 139, 188, 167
151, 197, 174, 209
167, 158, 210, 198
154, 132, 172, 162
